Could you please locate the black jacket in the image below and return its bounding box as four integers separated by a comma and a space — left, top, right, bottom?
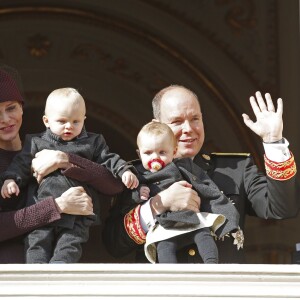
1, 128, 131, 228
103, 152, 299, 263
131, 157, 239, 238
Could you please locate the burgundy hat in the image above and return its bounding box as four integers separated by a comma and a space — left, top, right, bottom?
0, 68, 24, 104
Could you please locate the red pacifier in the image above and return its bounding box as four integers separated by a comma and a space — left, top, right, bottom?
148, 158, 165, 172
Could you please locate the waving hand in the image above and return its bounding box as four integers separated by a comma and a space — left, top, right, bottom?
242, 91, 283, 143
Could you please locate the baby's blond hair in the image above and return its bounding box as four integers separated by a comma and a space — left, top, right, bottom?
45, 87, 86, 115
137, 121, 177, 149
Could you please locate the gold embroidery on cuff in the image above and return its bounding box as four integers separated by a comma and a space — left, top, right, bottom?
124, 205, 146, 245
264, 152, 297, 180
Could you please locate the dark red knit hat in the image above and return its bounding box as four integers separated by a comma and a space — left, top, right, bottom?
0, 68, 24, 104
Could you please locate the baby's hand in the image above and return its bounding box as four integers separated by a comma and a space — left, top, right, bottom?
1, 179, 20, 198
139, 186, 150, 201
122, 171, 139, 189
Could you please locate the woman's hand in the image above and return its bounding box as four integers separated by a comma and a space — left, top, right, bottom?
1, 179, 20, 198
55, 186, 93, 215
32, 149, 72, 183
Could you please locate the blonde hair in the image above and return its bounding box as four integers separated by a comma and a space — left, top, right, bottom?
137, 121, 177, 149
45, 87, 86, 115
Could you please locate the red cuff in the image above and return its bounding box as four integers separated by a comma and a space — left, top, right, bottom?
124, 205, 146, 245
264, 151, 297, 180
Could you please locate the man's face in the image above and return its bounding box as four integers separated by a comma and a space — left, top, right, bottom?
159, 88, 204, 158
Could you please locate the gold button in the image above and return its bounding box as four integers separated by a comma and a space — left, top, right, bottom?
192, 176, 197, 181
202, 154, 211, 161
188, 249, 196, 256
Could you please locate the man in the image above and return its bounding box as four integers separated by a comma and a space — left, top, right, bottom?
103, 85, 298, 263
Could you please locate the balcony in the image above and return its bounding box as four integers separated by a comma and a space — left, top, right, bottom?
1, 264, 300, 299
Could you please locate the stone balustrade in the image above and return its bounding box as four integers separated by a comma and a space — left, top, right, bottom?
1, 264, 300, 299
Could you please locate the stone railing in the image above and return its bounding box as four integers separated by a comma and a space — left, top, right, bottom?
1, 264, 300, 299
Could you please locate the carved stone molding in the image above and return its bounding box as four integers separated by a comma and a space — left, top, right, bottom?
70, 43, 169, 95
143, 0, 278, 94
216, 0, 256, 35
27, 33, 51, 57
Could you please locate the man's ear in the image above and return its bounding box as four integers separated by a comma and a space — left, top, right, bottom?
42, 115, 50, 128
136, 149, 141, 159
173, 146, 178, 156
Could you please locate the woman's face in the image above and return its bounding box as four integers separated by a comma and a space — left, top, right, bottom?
0, 101, 23, 146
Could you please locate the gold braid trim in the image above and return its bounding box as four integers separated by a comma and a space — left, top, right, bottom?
124, 205, 146, 245
264, 152, 297, 181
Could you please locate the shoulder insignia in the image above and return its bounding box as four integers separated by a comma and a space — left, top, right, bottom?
201, 154, 211, 161
211, 152, 251, 157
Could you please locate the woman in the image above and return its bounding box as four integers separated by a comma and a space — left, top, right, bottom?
0, 66, 121, 263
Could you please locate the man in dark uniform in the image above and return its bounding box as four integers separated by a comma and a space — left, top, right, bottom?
103, 85, 298, 263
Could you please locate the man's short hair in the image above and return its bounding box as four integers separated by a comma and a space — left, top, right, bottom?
152, 84, 199, 120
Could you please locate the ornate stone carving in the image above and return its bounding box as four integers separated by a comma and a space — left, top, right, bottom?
27, 34, 51, 57
71, 43, 110, 63
71, 43, 168, 94
216, 0, 256, 35
145, 0, 278, 93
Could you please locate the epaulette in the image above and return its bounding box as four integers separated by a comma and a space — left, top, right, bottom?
210, 152, 251, 157
199, 153, 250, 163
